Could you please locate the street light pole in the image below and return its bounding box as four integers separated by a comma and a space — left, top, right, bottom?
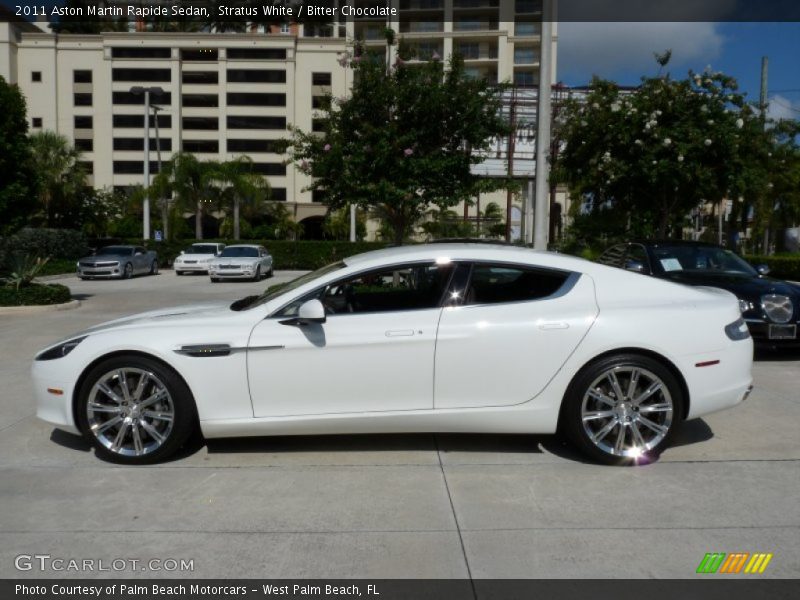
533, 0, 555, 250
143, 88, 151, 241
130, 86, 164, 241
152, 104, 166, 240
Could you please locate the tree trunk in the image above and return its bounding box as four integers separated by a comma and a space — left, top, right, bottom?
234, 198, 240, 241
656, 207, 670, 239
393, 217, 405, 246
195, 200, 203, 239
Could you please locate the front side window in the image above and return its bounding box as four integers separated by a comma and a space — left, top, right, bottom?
463, 263, 571, 305
276, 262, 455, 317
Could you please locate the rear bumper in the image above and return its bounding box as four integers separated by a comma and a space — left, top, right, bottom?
683, 338, 754, 419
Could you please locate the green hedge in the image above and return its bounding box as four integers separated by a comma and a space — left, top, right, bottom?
745, 255, 800, 281
127, 239, 387, 270
0, 283, 72, 306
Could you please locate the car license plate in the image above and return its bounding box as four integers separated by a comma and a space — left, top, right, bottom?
768, 324, 797, 340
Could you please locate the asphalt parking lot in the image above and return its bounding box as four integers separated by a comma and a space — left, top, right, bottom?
0, 271, 798, 579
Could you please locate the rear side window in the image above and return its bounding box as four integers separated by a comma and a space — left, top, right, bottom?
598, 245, 626, 268
464, 264, 571, 305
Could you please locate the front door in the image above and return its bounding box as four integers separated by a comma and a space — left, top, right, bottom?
247, 261, 454, 417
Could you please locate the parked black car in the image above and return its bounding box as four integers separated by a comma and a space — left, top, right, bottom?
598, 241, 800, 346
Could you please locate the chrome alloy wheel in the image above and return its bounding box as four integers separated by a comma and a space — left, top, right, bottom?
580, 366, 674, 458
86, 368, 175, 457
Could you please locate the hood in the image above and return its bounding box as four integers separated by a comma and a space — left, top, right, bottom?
80, 301, 232, 335
80, 254, 129, 262
659, 271, 800, 300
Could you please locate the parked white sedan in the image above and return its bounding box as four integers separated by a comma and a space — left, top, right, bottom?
173, 242, 225, 275
32, 244, 753, 465
208, 244, 273, 282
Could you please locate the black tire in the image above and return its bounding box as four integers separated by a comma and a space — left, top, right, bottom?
175, 270, 183, 276
210, 277, 220, 283
123, 262, 133, 279
561, 353, 684, 466
266, 266, 274, 278
78, 276, 88, 280
75, 354, 197, 465
253, 266, 261, 282
150, 260, 159, 275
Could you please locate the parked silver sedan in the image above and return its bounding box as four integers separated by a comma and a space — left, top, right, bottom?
77, 245, 159, 279
208, 245, 273, 282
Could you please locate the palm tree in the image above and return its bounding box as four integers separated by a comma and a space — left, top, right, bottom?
152, 152, 212, 239
28, 131, 85, 226
205, 156, 270, 240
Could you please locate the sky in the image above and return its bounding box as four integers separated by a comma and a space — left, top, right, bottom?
557, 22, 800, 121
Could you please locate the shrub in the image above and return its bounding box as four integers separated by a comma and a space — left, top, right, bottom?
4, 255, 49, 290
0, 283, 71, 306
745, 255, 800, 282
0, 228, 88, 262
128, 239, 388, 270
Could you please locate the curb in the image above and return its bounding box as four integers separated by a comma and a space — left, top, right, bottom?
36, 273, 77, 282
0, 299, 81, 315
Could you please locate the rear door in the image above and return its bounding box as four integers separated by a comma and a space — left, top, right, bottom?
433, 262, 598, 410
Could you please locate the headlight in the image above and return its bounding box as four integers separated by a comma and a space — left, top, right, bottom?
35, 336, 88, 361
738, 298, 754, 313
724, 318, 750, 341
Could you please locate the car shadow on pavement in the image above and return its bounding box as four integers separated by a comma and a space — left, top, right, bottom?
48, 420, 715, 465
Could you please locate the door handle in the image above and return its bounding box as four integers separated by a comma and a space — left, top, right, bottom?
539, 322, 569, 330
385, 329, 415, 337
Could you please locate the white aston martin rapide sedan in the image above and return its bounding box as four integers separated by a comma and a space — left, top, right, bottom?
32, 244, 753, 465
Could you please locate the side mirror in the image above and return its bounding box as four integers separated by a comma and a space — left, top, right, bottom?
624, 259, 646, 274
756, 264, 770, 276
280, 299, 326, 326
180, 250, 185, 255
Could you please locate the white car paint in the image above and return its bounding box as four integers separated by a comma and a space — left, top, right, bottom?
173, 243, 225, 274
208, 244, 273, 280
31, 244, 753, 457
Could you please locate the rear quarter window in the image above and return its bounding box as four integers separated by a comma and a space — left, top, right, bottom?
465, 264, 573, 305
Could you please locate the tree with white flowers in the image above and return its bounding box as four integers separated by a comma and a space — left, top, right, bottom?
554, 58, 798, 246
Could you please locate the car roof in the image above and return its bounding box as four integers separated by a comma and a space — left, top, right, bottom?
342, 243, 593, 273
622, 240, 725, 249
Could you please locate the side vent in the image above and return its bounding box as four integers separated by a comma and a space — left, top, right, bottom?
176, 344, 231, 357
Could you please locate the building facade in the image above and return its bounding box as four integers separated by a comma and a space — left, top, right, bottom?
1, 0, 556, 238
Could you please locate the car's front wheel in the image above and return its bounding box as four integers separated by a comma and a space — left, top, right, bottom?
122, 262, 133, 279
75, 355, 197, 464
562, 354, 683, 465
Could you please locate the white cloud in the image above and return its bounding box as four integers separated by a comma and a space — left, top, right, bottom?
767, 95, 800, 122
557, 22, 725, 84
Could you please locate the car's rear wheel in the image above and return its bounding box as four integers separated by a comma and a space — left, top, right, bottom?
75, 355, 197, 464
150, 260, 158, 275
562, 354, 683, 465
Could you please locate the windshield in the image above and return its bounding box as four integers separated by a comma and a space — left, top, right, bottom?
220, 247, 259, 258
237, 261, 347, 311
652, 245, 757, 276
96, 246, 132, 256
188, 244, 219, 254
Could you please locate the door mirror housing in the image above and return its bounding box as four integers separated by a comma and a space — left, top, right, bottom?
180, 250, 185, 255
756, 264, 770, 276
280, 299, 327, 326
624, 259, 646, 273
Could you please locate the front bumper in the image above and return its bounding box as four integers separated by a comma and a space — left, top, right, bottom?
210, 269, 255, 279
77, 263, 122, 278
175, 262, 212, 273
31, 367, 79, 434
745, 319, 800, 346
